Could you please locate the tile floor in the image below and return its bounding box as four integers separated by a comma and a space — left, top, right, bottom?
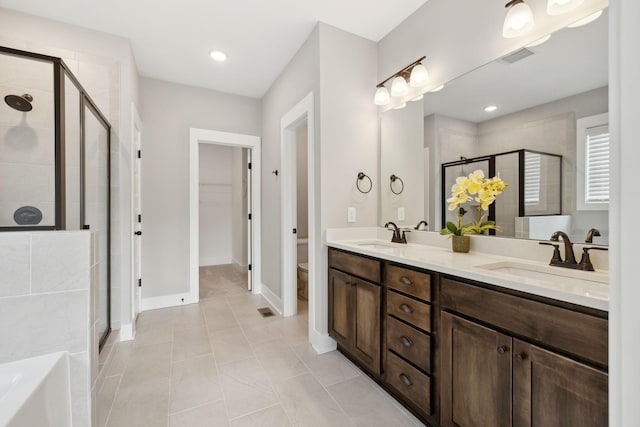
96, 264, 423, 426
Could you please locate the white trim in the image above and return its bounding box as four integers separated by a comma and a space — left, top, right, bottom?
310, 330, 337, 354
129, 102, 143, 336
119, 323, 134, 341
142, 292, 196, 311
260, 284, 283, 316
189, 128, 262, 305
279, 93, 329, 352
199, 256, 234, 267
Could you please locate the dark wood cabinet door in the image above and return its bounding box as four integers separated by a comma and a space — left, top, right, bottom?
513, 339, 608, 427
352, 277, 381, 374
328, 268, 353, 349
441, 312, 512, 427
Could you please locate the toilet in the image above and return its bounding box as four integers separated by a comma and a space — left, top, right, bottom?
297, 262, 309, 300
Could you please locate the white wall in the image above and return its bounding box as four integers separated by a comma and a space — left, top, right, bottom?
139, 78, 260, 299
0, 7, 139, 333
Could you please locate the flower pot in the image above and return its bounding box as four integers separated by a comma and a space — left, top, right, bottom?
452, 235, 470, 253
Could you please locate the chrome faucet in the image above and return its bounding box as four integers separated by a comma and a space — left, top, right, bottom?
384, 222, 409, 244
414, 220, 428, 230
585, 228, 601, 244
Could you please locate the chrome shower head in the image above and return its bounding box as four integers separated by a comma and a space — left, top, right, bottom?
4, 94, 33, 112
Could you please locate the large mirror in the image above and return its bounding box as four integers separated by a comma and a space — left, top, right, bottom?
379, 9, 609, 245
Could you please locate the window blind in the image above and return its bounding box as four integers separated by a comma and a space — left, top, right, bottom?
585, 124, 610, 203
524, 151, 541, 205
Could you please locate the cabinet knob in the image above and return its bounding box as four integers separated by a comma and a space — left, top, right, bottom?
399, 303, 414, 314
399, 373, 413, 386
400, 276, 413, 286
400, 336, 413, 348
515, 353, 527, 361
497, 346, 509, 354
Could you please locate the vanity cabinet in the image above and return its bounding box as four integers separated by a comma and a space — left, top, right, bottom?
440, 277, 608, 427
328, 249, 382, 375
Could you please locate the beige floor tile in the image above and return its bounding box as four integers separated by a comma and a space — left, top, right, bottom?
219, 357, 280, 419
172, 325, 212, 361
120, 342, 172, 388
203, 306, 240, 332
229, 405, 292, 427
211, 328, 255, 365
239, 317, 285, 345
169, 401, 230, 427
295, 344, 361, 387
274, 373, 351, 427
136, 308, 176, 333
169, 354, 223, 414
96, 375, 121, 427
170, 304, 206, 330
107, 376, 170, 427
252, 338, 309, 382
327, 376, 416, 426
106, 341, 134, 376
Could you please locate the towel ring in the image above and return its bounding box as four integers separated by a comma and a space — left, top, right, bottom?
356, 172, 373, 194
390, 174, 404, 195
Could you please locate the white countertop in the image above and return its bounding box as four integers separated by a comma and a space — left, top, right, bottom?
327, 237, 609, 312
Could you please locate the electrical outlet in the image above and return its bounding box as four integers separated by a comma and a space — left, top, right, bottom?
398, 207, 405, 221
347, 207, 356, 223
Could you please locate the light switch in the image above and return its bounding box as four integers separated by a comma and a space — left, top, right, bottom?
398, 207, 405, 221
347, 207, 356, 223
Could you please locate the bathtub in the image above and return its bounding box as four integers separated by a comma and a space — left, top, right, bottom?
0, 352, 71, 427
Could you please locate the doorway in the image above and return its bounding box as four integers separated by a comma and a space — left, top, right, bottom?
189, 129, 262, 302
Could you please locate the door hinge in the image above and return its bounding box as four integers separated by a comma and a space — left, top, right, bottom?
248, 264, 252, 271
248, 162, 252, 170
138, 214, 142, 223
138, 278, 142, 287
248, 213, 252, 220
137, 150, 141, 159
292, 228, 297, 234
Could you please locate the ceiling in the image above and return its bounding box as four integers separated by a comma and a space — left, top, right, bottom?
423, 9, 608, 123
0, 0, 428, 98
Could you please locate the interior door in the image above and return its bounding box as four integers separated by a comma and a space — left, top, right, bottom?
246, 148, 252, 291
133, 119, 142, 319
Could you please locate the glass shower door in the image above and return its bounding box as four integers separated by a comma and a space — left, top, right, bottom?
83, 101, 110, 347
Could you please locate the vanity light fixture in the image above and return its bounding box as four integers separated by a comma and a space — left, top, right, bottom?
546, 0, 583, 15
410, 94, 424, 102
373, 56, 428, 106
209, 50, 228, 62
567, 9, 603, 27
430, 84, 445, 92
484, 105, 498, 113
393, 103, 407, 110
503, 0, 535, 38
526, 34, 552, 47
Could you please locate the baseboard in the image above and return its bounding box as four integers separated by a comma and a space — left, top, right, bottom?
119, 323, 134, 341
142, 292, 196, 311
260, 284, 283, 315
199, 256, 232, 267
310, 330, 337, 354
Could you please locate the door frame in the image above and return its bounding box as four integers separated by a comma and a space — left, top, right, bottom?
189, 128, 262, 302
130, 103, 143, 335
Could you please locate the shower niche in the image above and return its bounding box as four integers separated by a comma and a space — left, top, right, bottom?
0, 46, 111, 347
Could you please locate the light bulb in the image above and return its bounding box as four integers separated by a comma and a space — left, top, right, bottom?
567, 10, 603, 28
390, 76, 409, 97
374, 86, 390, 106
503, 1, 535, 38
409, 63, 429, 87
546, 0, 583, 15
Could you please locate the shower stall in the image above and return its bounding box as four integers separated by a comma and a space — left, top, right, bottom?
0, 46, 112, 348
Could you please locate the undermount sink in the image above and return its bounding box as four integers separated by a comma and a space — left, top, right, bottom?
356, 242, 397, 251
474, 261, 608, 286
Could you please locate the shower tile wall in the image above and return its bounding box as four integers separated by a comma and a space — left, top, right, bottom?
0, 230, 97, 426
0, 53, 55, 226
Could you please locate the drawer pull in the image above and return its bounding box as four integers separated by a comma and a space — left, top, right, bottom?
497, 346, 509, 355
400, 336, 414, 348
515, 353, 527, 361
400, 276, 413, 286
399, 303, 414, 314
399, 373, 413, 387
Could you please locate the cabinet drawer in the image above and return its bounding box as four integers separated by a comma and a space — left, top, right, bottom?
386, 316, 431, 372
386, 265, 431, 302
386, 351, 432, 415
441, 277, 608, 367
387, 291, 431, 332
329, 249, 381, 283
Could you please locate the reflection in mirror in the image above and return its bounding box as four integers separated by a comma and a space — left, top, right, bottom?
380, 8, 609, 245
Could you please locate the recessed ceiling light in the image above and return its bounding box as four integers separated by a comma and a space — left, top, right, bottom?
526, 34, 551, 48
484, 105, 498, 113
430, 84, 445, 92
567, 10, 603, 28
209, 50, 228, 62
